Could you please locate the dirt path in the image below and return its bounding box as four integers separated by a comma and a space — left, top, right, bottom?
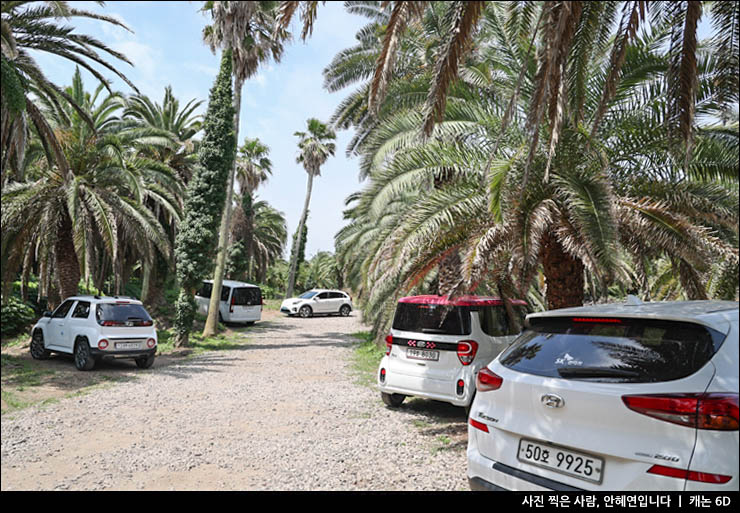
1, 311, 469, 491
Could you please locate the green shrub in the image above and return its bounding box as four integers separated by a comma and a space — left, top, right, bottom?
1, 296, 36, 338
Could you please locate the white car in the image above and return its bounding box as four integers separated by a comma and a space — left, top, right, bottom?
280, 289, 353, 318
30, 295, 158, 371
194, 280, 262, 325
468, 299, 739, 491
377, 295, 527, 411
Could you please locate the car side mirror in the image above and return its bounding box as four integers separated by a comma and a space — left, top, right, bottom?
313, 297, 319, 301
43, 311, 52, 318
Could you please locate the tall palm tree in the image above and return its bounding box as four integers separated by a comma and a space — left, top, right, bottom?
201, 0, 290, 336
1, 1, 137, 188
285, 118, 336, 298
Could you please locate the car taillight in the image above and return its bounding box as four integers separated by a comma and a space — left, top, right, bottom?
469, 417, 489, 433
385, 334, 393, 356
622, 393, 739, 431
99, 320, 123, 326
477, 368, 503, 392
457, 340, 478, 366
147, 338, 156, 348
230, 295, 235, 313
647, 464, 732, 484
98, 339, 109, 350
379, 368, 386, 383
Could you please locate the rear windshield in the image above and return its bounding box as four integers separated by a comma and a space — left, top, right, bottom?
499, 317, 727, 383
232, 287, 261, 306
96, 303, 152, 324
392, 303, 471, 335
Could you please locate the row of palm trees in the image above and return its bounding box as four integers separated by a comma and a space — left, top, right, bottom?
1, 1, 290, 315
320, 1, 738, 335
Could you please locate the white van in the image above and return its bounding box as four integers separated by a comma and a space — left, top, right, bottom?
195, 280, 262, 325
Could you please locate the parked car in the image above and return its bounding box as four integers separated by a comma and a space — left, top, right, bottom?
377, 295, 527, 411
280, 289, 353, 318
30, 295, 158, 371
467, 299, 739, 492
195, 280, 262, 325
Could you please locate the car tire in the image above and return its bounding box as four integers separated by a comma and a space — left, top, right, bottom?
381, 392, 406, 407
30, 330, 51, 360
74, 339, 96, 371
299, 305, 313, 318
135, 354, 155, 369
339, 305, 351, 317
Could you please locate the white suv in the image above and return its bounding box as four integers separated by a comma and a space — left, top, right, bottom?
280, 289, 353, 318
30, 295, 158, 371
377, 295, 527, 411
468, 299, 739, 491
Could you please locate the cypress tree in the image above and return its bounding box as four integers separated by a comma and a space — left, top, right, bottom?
174, 49, 236, 346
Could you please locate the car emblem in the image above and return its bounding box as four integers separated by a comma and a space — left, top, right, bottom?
541, 393, 565, 409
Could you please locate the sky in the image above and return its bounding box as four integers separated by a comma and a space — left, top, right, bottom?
34, 1, 370, 259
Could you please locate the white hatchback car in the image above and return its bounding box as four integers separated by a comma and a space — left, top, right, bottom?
280, 289, 353, 318
377, 295, 527, 411
467, 299, 739, 491
30, 295, 158, 371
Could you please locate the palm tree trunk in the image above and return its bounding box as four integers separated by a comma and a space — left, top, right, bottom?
203, 76, 243, 337
436, 249, 462, 296
286, 171, 314, 298
55, 211, 81, 300
542, 230, 584, 310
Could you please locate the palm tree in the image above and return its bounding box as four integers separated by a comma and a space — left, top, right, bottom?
229, 199, 288, 282
122, 86, 203, 307
285, 118, 336, 298
1, 1, 138, 188
201, 0, 290, 336
1, 68, 173, 305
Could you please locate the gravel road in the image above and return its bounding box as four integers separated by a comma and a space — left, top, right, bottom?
1, 311, 470, 491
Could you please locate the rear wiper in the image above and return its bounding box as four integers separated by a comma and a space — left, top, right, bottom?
557, 367, 641, 379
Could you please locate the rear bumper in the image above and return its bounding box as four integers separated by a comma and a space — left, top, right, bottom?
377, 357, 474, 407
90, 347, 156, 360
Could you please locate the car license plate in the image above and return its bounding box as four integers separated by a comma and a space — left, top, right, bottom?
115, 342, 141, 350
517, 439, 604, 484
407, 348, 439, 361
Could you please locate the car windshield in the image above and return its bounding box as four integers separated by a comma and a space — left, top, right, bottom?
299, 291, 318, 299
499, 317, 727, 383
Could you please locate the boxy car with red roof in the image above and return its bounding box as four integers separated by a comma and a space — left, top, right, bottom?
377, 295, 527, 411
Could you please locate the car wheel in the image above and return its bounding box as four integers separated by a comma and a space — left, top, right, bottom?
135, 354, 155, 369
30, 330, 51, 360
299, 305, 313, 318
74, 339, 96, 371
381, 392, 406, 407
339, 305, 351, 317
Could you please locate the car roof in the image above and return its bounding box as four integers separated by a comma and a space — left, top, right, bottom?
203, 279, 259, 288
65, 295, 143, 304
398, 295, 527, 307
528, 299, 739, 333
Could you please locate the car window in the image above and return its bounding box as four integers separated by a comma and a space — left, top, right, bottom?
317, 292, 329, 299
232, 287, 261, 306
52, 300, 75, 319
499, 317, 727, 383
392, 303, 471, 335
479, 304, 527, 336
71, 301, 91, 319
221, 286, 231, 302
197, 282, 212, 298
96, 303, 153, 326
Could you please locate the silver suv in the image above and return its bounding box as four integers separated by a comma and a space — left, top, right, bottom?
30, 295, 158, 371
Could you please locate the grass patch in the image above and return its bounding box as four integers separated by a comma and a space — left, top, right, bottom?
1, 354, 56, 388
350, 331, 383, 387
